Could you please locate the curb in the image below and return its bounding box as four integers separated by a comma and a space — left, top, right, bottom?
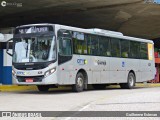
0, 85, 70, 92
0, 85, 37, 92
0, 83, 160, 92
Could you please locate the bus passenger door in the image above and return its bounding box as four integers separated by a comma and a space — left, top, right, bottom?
58, 29, 73, 84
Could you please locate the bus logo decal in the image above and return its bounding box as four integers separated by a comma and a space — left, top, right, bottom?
95, 60, 106, 65
77, 59, 87, 65
17, 71, 30, 75
122, 61, 125, 67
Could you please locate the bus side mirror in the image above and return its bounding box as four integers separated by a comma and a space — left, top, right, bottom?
0, 33, 4, 41
6, 38, 13, 56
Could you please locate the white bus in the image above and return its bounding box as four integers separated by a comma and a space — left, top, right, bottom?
7, 24, 155, 92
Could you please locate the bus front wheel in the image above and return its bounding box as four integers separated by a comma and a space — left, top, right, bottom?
120, 72, 135, 89
72, 72, 84, 92
37, 85, 50, 92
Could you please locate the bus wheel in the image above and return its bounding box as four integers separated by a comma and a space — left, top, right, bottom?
92, 84, 106, 90
72, 72, 84, 92
120, 72, 135, 89
37, 85, 49, 92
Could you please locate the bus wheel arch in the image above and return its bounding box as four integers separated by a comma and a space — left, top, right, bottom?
77, 69, 88, 90
120, 70, 136, 89
72, 69, 88, 92
129, 70, 136, 84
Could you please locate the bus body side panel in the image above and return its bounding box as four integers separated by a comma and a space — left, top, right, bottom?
109, 58, 126, 83
87, 56, 110, 84
57, 59, 76, 85
57, 55, 92, 85
75, 55, 92, 84
57, 55, 111, 85
140, 59, 155, 82
99, 56, 110, 84
90, 56, 101, 84
125, 59, 141, 82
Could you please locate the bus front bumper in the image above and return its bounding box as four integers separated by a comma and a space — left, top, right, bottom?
12, 73, 58, 85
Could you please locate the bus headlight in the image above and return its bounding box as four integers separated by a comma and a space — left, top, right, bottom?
44, 67, 56, 78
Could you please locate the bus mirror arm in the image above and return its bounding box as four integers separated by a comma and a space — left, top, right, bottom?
6, 39, 13, 56
6, 50, 13, 56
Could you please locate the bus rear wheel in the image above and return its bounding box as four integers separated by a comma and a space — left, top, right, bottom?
92, 84, 106, 90
72, 72, 84, 92
37, 85, 50, 92
120, 72, 135, 89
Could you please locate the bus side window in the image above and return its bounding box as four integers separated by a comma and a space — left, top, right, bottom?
140, 43, 148, 59
58, 29, 72, 65
110, 38, 120, 57
91, 35, 99, 56
59, 38, 72, 56
73, 32, 87, 55
130, 41, 140, 59
58, 30, 72, 56
87, 35, 99, 56
99, 36, 111, 57
121, 39, 130, 58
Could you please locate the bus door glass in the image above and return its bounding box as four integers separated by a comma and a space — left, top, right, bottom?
58, 29, 72, 64
58, 29, 72, 84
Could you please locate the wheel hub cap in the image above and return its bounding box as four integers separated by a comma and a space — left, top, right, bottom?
129, 76, 134, 86
77, 77, 83, 87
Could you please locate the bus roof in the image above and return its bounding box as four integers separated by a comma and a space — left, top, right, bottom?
16, 23, 153, 44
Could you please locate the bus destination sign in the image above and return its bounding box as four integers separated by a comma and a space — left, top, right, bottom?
15, 26, 53, 34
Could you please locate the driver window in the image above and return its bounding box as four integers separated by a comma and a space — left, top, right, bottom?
58, 30, 72, 56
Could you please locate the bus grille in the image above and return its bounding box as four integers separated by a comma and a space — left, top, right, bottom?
17, 76, 44, 82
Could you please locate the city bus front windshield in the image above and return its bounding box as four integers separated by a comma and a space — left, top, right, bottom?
13, 35, 56, 63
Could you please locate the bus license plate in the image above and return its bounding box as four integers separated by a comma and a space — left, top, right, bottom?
25, 78, 33, 82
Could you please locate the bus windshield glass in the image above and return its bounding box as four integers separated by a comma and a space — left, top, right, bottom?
13, 35, 56, 63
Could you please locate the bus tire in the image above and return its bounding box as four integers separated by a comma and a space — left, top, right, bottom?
120, 72, 135, 89
37, 85, 49, 92
92, 84, 106, 90
72, 72, 84, 92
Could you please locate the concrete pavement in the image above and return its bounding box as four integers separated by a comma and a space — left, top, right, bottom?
0, 86, 160, 120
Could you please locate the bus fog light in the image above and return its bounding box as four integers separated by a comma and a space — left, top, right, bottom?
44, 67, 56, 78
45, 71, 50, 77
12, 70, 16, 76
